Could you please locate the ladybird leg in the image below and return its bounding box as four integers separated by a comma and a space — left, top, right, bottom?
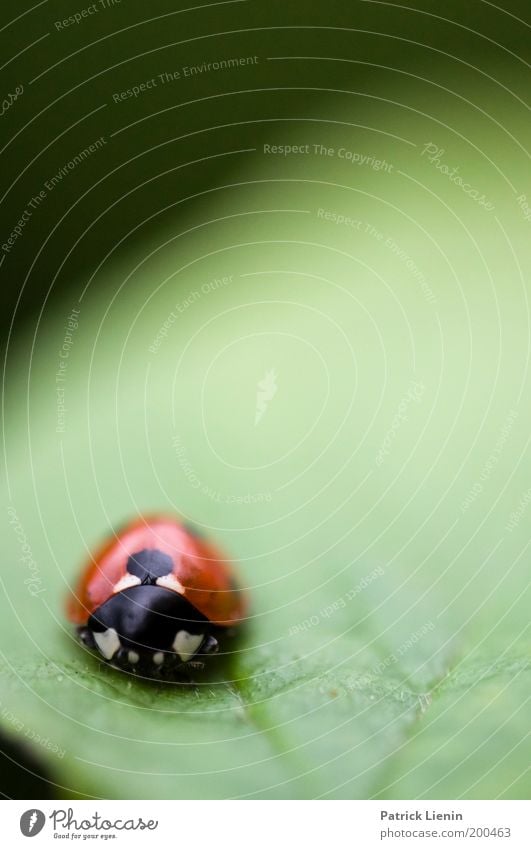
200, 635, 219, 655
112, 648, 130, 670
167, 661, 198, 684
77, 627, 95, 648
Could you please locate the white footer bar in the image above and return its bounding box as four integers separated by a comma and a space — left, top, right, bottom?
3, 799, 530, 848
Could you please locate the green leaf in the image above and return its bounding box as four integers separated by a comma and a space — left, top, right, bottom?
2, 84, 530, 800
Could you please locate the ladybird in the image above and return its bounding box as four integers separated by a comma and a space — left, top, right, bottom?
66, 516, 246, 676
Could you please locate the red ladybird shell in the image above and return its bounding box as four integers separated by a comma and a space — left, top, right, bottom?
66, 516, 246, 628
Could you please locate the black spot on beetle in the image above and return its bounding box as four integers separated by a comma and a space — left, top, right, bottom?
126, 549, 173, 584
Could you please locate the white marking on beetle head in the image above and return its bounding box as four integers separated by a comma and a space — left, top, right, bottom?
93, 628, 121, 660
156, 574, 185, 595
128, 650, 139, 665
153, 652, 164, 666
172, 631, 204, 662
113, 573, 141, 593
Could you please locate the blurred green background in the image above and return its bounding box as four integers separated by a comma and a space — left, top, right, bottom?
1, 0, 530, 799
